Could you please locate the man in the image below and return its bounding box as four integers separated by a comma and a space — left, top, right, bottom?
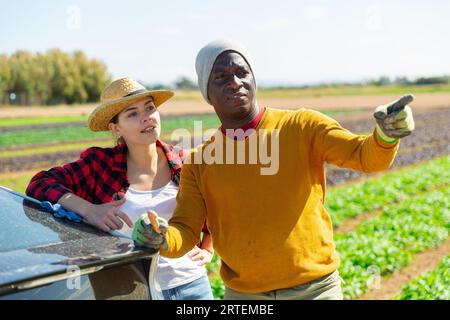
133, 40, 415, 299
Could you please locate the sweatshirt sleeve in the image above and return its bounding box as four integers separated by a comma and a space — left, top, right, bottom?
161, 151, 207, 258
302, 109, 400, 173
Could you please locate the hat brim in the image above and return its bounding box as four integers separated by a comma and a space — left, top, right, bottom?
88, 90, 174, 131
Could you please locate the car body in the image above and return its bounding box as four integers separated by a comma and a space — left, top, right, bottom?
0, 187, 162, 300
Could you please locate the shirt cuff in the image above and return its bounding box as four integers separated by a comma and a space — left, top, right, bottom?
373, 127, 400, 149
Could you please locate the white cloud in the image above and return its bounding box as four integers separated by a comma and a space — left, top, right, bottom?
157, 26, 182, 36
251, 18, 292, 32
303, 5, 329, 20
348, 34, 391, 49
185, 13, 215, 22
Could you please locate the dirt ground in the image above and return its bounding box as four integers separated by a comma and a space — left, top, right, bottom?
0, 93, 449, 119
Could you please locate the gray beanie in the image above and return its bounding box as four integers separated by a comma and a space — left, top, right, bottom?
195, 39, 256, 105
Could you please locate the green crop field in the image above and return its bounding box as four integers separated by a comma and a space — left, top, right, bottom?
0, 114, 221, 148
336, 185, 449, 299
0, 115, 88, 126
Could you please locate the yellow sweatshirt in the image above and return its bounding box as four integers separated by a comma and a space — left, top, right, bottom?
162, 107, 400, 293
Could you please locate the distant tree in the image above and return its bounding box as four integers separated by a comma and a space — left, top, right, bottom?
413, 76, 449, 85
145, 83, 170, 90
174, 76, 197, 90
0, 54, 12, 104
8, 50, 36, 105
393, 76, 411, 85
370, 75, 391, 86
31, 52, 53, 105
75, 51, 111, 103
0, 49, 111, 106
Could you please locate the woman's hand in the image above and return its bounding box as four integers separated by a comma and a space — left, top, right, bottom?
84, 198, 133, 232
187, 246, 213, 266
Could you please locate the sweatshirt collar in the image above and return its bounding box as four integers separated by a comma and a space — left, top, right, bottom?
220, 107, 266, 140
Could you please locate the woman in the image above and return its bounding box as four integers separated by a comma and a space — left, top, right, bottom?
26, 77, 214, 300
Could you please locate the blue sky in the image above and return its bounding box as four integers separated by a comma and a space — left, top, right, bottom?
1, 0, 449, 86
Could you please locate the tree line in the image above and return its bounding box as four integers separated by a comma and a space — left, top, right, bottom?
366, 75, 450, 86
1, 49, 448, 106
0, 49, 111, 105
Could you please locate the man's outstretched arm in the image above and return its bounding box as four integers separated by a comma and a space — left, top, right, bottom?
306, 94, 415, 173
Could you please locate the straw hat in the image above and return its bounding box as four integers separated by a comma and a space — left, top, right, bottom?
88, 77, 174, 131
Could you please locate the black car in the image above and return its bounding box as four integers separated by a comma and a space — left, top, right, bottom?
0, 186, 162, 300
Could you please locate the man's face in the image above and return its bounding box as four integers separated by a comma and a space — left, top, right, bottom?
207, 51, 256, 121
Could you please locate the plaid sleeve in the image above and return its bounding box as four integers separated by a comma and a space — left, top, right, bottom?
25, 148, 96, 203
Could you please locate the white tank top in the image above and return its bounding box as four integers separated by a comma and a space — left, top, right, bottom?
118, 180, 207, 290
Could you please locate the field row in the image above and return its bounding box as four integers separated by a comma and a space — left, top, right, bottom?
335, 183, 449, 299
326, 156, 450, 227
0, 114, 221, 148
395, 255, 449, 300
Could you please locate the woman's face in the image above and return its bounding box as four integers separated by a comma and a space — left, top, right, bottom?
109, 97, 161, 146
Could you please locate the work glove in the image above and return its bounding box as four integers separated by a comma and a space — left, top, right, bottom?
373, 94, 415, 142
132, 210, 168, 251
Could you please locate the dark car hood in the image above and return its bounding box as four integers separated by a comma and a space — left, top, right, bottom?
0, 188, 157, 294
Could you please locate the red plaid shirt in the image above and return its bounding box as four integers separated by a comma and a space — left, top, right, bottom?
26, 140, 184, 205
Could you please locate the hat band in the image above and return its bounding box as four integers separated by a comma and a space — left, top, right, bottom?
123, 88, 147, 97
